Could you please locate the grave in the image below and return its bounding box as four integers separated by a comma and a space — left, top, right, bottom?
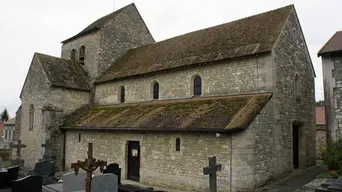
29, 159, 57, 185
11, 175, 42, 192
203, 156, 222, 192
315, 178, 342, 191
104, 163, 121, 185
92, 173, 118, 192
70, 143, 107, 192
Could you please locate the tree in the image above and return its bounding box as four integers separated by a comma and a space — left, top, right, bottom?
0, 109, 9, 122
316, 100, 325, 107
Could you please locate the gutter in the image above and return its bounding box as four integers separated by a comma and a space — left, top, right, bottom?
60, 126, 246, 133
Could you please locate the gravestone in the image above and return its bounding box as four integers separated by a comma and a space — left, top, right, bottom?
92, 173, 118, 192
11, 175, 42, 192
315, 178, 342, 191
104, 163, 121, 185
203, 156, 222, 192
29, 159, 57, 185
3, 166, 19, 188
63, 171, 86, 192
71, 143, 107, 192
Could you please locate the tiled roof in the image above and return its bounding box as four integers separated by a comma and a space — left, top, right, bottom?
318, 31, 342, 56
36, 53, 90, 91
62, 4, 134, 43
316, 107, 326, 125
96, 5, 293, 83
62, 93, 272, 132
4, 118, 15, 125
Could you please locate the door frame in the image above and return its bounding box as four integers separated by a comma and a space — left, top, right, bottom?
126, 140, 140, 182
292, 121, 304, 169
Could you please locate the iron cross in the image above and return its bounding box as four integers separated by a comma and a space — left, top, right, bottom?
71, 143, 107, 192
10, 140, 27, 159
203, 156, 222, 192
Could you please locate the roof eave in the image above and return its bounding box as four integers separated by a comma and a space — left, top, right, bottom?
60, 126, 245, 133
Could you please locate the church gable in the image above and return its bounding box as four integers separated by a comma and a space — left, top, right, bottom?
96, 5, 293, 83
62, 93, 272, 132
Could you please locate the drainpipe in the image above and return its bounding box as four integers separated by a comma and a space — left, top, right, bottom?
229, 134, 233, 192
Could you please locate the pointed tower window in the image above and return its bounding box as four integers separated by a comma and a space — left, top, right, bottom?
71, 49, 76, 61
295, 74, 301, 103
79, 46, 85, 65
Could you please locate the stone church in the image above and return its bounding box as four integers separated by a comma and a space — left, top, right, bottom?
16, 3, 316, 191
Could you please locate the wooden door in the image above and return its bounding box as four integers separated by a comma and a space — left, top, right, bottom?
127, 141, 140, 181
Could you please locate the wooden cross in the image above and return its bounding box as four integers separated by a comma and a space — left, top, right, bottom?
203, 156, 222, 192
71, 143, 107, 192
10, 140, 27, 159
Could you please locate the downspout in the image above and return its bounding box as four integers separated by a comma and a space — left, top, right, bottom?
62, 130, 66, 171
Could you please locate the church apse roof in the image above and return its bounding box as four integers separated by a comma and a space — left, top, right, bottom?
96, 5, 294, 83
35, 53, 90, 91
61, 93, 272, 132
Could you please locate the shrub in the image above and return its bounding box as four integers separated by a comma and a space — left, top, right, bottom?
321, 138, 342, 174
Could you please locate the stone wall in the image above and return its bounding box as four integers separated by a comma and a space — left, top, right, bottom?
95, 55, 273, 105
61, 4, 154, 83
65, 102, 273, 192
331, 57, 342, 139
316, 126, 327, 159
272, 9, 316, 178
19, 55, 91, 169
61, 32, 101, 82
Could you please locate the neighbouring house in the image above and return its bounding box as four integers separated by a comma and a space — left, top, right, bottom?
316, 107, 327, 157
0, 121, 3, 138
318, 31, 342, 144
4, 118, 15, 146
16, 4, 316, 191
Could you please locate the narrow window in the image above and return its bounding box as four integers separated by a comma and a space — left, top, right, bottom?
194, 76, 202, 96
176, 138, 181, 152
79, 46, 85, 65
71, 49, 76, 61
29, 104, 34, 131
295, 74, 301, 103
5, 130, 8, 140
78, 133, 81, 142
120, 86, 125, 103
8, 131, 11, 141
153, 82, 159, 100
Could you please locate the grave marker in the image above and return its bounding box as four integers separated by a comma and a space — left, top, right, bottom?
71, 143, 107, 192
91, 173, 118, 192
203, 156, 222, 192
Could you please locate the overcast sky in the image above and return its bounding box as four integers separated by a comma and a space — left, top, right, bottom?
0, 0, 341, 116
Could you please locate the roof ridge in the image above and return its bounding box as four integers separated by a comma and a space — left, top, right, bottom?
318, 31, 339, 56
151, 4, 294, 45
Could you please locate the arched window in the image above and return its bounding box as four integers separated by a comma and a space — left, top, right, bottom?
119, 86, 125, 103
194, 76, 202, 96
71, 49, 76, 61
176, 138, 181, 152
79, 46, 85, 65
295, 74, 301, 103
29, 104, 34, 131
153, 82, 159, 100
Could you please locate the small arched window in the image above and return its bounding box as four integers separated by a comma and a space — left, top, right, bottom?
153, 82, 159, 100
194, 76, 202, 96
29, 104, 34, 131
176, 138, 181, 152
71, 49, 76, 61
295, 74, 301, 103
79, 46, 85, 65
120, 86, 125, 103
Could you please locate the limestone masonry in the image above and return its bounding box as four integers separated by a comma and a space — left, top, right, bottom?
16, 4, 316, 192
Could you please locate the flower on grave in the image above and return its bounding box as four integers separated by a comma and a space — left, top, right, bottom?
58, 179, 63, 183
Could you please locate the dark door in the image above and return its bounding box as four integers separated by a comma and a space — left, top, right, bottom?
292, 125, 299, 169
127, 141, 140, 181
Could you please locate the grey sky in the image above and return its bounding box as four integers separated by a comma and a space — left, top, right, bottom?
0, 0, 341, 116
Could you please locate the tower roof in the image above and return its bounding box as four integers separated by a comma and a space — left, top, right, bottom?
318, 31, 342, 57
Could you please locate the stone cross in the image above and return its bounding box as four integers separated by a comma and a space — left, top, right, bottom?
41, 139, 52, 159
10, 140, 27, 159
203, 156, 222, 192
71, 143, 107, 192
